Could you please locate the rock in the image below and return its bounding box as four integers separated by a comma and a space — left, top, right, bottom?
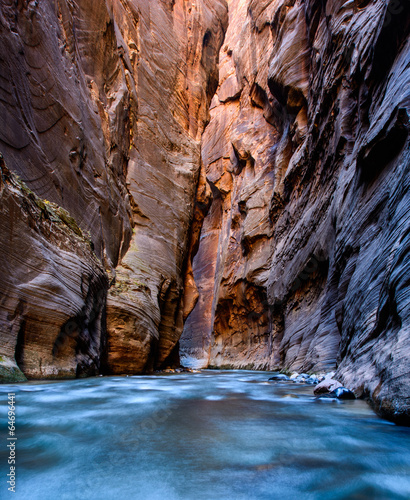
314, 379, 343, 396
0, 160, 108, 380
331, 387, 356, 400
0, 356, 26, 383
290, 373, 300, 380
293, 373, 312, 383
268, 373, 290, 381
183, 368, 201, 374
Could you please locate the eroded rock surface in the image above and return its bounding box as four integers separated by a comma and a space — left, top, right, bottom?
180, 0, 410, 423
0, 157, 107, 379
104, 0, 228, 374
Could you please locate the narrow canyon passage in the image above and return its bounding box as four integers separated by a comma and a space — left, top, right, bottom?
0, 0, 409, 424
0, 0, 409, 497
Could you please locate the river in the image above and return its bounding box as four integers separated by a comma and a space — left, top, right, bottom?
1, 370, 410, 499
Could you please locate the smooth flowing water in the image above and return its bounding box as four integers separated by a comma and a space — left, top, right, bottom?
1, 370, 410, 500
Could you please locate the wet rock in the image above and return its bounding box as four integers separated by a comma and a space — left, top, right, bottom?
293, 373, 312, 383
331, 387, 356, 400
0, 356, 26, 383
314, 379, 343, 396
306, 376, 320, 385
269, 373, 290, 381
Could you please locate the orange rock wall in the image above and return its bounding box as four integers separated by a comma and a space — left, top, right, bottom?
180, 0, 410, 423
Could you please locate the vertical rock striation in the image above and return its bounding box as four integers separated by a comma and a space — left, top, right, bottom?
181, 0, 410, 423
104, 0, 228, 373
108, 1, 226, 373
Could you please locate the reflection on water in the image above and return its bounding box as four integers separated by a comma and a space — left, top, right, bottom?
1, 370, 410, 499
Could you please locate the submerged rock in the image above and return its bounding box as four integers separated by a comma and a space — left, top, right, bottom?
306, 376, 320, 385
269, 373, 290, 382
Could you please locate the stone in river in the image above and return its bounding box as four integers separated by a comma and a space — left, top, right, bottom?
269, 373, 290, 381
314, 379, 343, 395
331, 387, 356, 400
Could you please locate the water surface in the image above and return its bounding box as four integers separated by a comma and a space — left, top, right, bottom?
1, 370, 410, 499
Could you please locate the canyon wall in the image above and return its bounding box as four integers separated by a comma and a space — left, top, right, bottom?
0, 155, 107, 380
0, 0, 227, 377
180, 0, 410, 423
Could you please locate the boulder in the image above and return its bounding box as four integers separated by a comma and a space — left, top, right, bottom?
331, 387, 356, 400
314, 379, 343, 395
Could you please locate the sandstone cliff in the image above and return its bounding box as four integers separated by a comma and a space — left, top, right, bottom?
180, 0, 410, 424
0, 0, 409, 424
105, 0, 228, 374
0, 155, 107, 379
0, 0, 227, 376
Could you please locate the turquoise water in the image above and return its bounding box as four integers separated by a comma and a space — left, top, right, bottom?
1, 370, 410, 499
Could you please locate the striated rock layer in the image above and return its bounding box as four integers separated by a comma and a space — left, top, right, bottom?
180, 0, 410, 424
105, 0, 228, 374
0, 156, 108, 379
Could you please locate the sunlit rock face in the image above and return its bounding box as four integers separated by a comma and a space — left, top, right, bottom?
0, 0, 227, 377
181, 0, 410, 423
105, 0, 228, 374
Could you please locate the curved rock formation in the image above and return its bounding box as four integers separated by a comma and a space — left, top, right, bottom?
0, 156, 107, 379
